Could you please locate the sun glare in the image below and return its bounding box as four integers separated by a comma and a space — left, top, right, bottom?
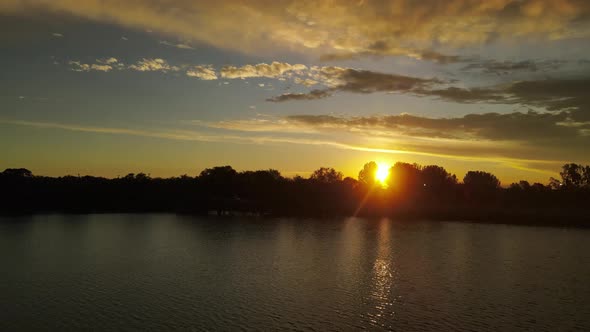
375, 162, 390, 184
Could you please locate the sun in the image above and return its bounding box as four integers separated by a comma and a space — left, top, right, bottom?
375, 162, 390, 184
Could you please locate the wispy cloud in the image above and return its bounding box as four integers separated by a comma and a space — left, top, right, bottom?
193, 109, 590, 165
0, 119, 220, 142
159, 40, 194, 50
284, 112, 588, 142
461, 59, 565, 75
51, 32, 63, 38
267, 90, 331, 102
0, 118, 566, 174
320, 43, 464, 64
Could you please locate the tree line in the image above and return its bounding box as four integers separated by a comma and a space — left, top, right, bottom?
1, 162, 589, 225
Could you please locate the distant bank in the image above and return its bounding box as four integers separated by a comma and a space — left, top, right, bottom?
1, 162, 589, 227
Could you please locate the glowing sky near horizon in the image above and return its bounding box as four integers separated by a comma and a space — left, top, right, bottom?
1, 0, 590, 184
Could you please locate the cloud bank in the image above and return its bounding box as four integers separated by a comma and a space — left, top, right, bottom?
3, 0, 590, 60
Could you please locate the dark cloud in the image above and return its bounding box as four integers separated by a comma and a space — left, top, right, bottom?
268, 67, 439, 102
287, 111, 588, 142
267, 62, 590, 124
462, 59, 565, 75
413, 78, 590, 122
416, 86, 506, 103
266, 90, 331, 102
417, 50, 463, 64
320, 43, 463, 64
503, 79, 590, 124
335, 69, 438, 93
507, 79, 588, 108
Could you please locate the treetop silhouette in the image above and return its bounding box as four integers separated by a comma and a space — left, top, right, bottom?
1, 162, 589, 224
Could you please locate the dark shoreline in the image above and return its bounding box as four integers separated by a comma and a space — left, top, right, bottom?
2, 164, 589, 229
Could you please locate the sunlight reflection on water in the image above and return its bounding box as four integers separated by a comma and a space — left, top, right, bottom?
369, 218, 397, 329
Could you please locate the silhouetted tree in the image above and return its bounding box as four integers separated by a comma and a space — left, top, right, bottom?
560, 163, 584, 188
342, 176, 358, 188
358, 161, 378, 186
421, 165, 457, 188
310, 167, 343, 184
531, 183, 547, 192
549, 177, 562, 190
463, 171, 501, 205
508, 180, 532, 191
1, 162, 588, 224
1, 168, 33, 178
463, 171, 500, 189
198, 165, 238, 199
388, 162, 421, 195
583, 166, 590, 188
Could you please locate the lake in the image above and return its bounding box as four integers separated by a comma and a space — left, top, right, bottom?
1, 214, 589, 331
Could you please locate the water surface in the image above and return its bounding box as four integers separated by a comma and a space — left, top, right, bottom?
1, 214, 589, 331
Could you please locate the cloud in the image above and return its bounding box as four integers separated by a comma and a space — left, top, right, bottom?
203, 118, 315, 134
267, 67, 440, 101
129, 58, 180, 72
220, 62, 307, 79
2, 118, 570, 175
89, 64, 113, 72
97, 57, 119, 65
267, 90, 332, 102
196, 109, 589, 168
68, 60, 113, 72
66, 58, 124, 72
0, 119, 218, 142
505, 79, 590, 114
320, 43, 463, 64
414, 78, 590, 122
60, 55, 590, 116
159, 40, 194, 50
68, 57, 215, 77
286, 111, 587, 142
293, 77, 318, 86
462, 59, 565, 75
417, 86, 507, 103
186, 65, 217, 80
3, 0, 590, 61
51, 32, 63, 38
61, 59, 447, 98
329, 68, 438, 93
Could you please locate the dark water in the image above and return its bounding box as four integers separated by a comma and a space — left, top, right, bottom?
1, 215, 589, 331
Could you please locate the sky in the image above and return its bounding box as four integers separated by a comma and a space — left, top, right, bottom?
1, 0, 590, 184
